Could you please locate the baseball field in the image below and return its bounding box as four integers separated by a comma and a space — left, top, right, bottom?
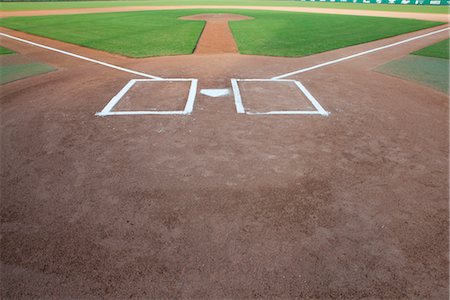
0, 0, 449, 298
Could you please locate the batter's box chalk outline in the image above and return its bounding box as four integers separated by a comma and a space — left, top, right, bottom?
231, 79, 329, 116
96, 78, 198, 116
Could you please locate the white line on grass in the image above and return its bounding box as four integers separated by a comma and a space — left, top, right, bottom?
0, 32, 162, 79
272, 27, 450, 80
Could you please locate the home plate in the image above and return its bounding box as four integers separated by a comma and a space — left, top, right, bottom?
200, 89, 230, 98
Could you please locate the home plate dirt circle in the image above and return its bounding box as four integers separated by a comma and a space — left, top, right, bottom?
0, 6, 448, 300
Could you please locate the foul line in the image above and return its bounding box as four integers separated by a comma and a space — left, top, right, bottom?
272, 27, 450, 80
0, 32, 162, 80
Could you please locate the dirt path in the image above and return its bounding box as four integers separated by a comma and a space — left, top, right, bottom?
180, 14, 252, 54
1, 25, 448, 299
1, 5, 448, 22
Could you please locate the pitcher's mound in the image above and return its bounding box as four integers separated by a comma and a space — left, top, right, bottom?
179, 13, 253, 22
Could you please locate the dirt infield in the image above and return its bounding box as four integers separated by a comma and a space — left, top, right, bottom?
180, 14, 253, 54
0, 8, 449, 299
1, 5, 448, 22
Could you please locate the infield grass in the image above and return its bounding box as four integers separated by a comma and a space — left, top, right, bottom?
412, 38, 449, 59
0, 9, 444, 57
0, 46, 15, 55
0, 62, 55, 84
1, 10, 205, 57
376, 55, 449, 92
0, 0, 449, 14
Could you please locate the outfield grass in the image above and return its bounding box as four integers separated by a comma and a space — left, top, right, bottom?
0, 46, 15, 55
0, 0, 448, 14
412, 38, 449, 59
0, 9, 444, 57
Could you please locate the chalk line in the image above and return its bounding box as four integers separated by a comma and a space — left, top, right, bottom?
0, 32, 162, 80
272, 27, 450, 80
95, 78, 198, 116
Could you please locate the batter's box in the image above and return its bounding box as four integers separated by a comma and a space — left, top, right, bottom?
231, 79, 329, 116
96, 78, 198, 116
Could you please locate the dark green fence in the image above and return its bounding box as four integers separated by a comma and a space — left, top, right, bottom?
297, 0, 449, 5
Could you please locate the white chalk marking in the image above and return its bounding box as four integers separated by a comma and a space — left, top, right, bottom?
272, 27, 450, 80
97, 111, 187, 116
231, 79, 329, 116
231, 79, 245, 114
293, 81, 329, 116
96, 78, 198, 116
200, 89, 230, 97
96, 79, 137, 116
0, 32, 162, 79
184, 79, 198, 114
247, 111, 324, 115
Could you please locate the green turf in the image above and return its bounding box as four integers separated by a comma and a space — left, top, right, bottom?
375, 55, 449, 93
0, 9, 442, 58
0, 0, 448, 14
0, 62, 55, 84
0, 46, 15, 55
0, 10, 205, 57
412, 38, 449, 59
229, 11, 443, 56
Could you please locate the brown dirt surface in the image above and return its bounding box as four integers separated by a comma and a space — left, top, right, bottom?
180, 14, 253, 54
0, 5, 448, 22
0, 22, 449, 299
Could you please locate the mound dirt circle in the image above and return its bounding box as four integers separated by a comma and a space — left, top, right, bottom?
180, 13, 253, 55
180, 13, 253, 22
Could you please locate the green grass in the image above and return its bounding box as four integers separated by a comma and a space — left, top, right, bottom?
0, 9, 444, 57
375, 55, 449, 93
229, 10, 444, 56
0, 62, 55, 84
0, 10, 205, 57
0, 0, 449, 14
412, 38, 449, 59
0, 46, 15, 55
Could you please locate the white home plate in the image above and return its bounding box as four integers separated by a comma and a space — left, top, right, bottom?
200, 89, 230, 98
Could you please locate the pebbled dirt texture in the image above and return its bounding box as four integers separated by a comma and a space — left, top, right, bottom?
0, 10, 448, 300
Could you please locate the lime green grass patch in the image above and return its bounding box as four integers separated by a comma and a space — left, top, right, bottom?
0, 0, 448, 14
375, 55, 449, 93
0, 9, 443, 57
0, 46, 15, 55
412, 38, 449, 59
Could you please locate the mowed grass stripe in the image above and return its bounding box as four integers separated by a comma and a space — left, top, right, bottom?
0, 9, 444, 57
0, 10, 206, 57
0, 0, 448, 14
229, 10, 444, 57
412, 38, 449, 59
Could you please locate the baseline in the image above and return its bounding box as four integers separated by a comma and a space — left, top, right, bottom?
272, 27, 450, 80
0, 32, 162, 79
